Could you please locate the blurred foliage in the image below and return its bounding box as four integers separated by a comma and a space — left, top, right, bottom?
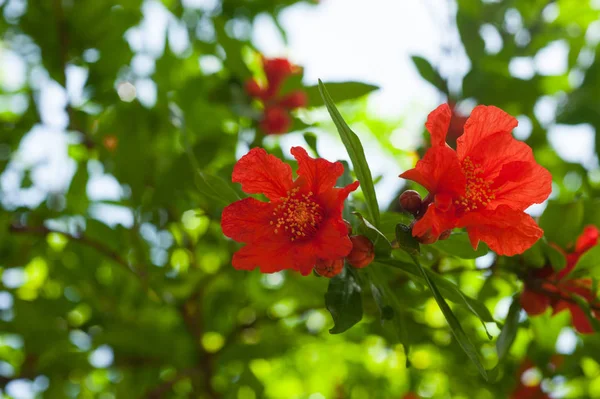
1, 0, 600, 398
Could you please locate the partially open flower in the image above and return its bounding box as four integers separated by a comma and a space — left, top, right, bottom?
347, 235, 375, 268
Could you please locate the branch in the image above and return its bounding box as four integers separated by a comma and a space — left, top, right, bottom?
52, 0, 95, 148
8, 222, 162, 302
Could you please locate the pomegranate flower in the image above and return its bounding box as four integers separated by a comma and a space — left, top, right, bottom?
221, 147, 359, 275
521, 225, 600, 334
400, 104, 552, 256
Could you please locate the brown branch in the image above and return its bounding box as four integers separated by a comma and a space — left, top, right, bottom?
8, 222, 163, 302
52, 0, 95, 148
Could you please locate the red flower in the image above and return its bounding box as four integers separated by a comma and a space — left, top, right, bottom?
399, 104, 552, 256
245, 57, 307, 135
221, 147, 359, 275
521, 225, 600, 334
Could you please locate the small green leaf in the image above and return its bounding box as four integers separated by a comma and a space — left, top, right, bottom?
377, 259, 495, 323
325, 266, 363, 334
318, 80, 380, 227
197, 171, 243, 207
521, 240, 546, 268
353, 212, 391, 256
411, 56, 449, 95
496, 295, 521, 362
303, 132, 320, 157
571, 244, 600, 278
306, 81, 378, 107
540, 201, 584, 249
407, 254, 488, 380
544, 242, 566, 272
431, 233, 488, 259
395, 224, 420, 255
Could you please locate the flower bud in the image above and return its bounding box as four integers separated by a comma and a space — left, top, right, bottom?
347, 235, 374, 268
439, 230, 452, 240
314, 258, 344, 278
415, 231, 437, 245
399, 190, 422, 215
103, 135, 118, 152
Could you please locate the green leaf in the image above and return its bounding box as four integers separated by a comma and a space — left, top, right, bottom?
197, 171, 243, 207
571, 245, 600, 278
353, 212, 391, 256
306, 81, 378, 107
303, 132, 320, 157
367, 267, 412, 364
496, 295, 521, 362
411, 56, 449, 95
405, 253, 488, 380
521, 240, 546, 268
395, 224, 420, 255
540, 201, 584, 249
544, 242, 566, 272
325, 266, 363, 334
431, 233, 488, 259
318, 80, 380, 227
377, 259, 495, 323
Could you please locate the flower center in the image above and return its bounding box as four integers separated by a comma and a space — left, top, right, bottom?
454, 157, 496, 212
271, 188, 324, 242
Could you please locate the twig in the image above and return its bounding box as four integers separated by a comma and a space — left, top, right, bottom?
8, 222, 162, 302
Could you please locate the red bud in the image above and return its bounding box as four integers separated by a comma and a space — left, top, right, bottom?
439, 230, 452, 240
314, 258, 344, 278
399, 190, 422, 215
347, 235, 374, 268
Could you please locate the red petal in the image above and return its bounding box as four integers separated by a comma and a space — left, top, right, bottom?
466, 132, 552, 211
232, 242, 293, 274
425, 104, 452, 147
291, 146, 345, 195
232, 148, 293, 200
399, 146, 465, 196
566, 302, 595, 334
412, 203, 458, 242
459, 205, 543, 256
521, 288, 550, 316
221, 197, 275, 243
457, 105, 518, 161
575, 225, 600, 254
309, 219, 354, 261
